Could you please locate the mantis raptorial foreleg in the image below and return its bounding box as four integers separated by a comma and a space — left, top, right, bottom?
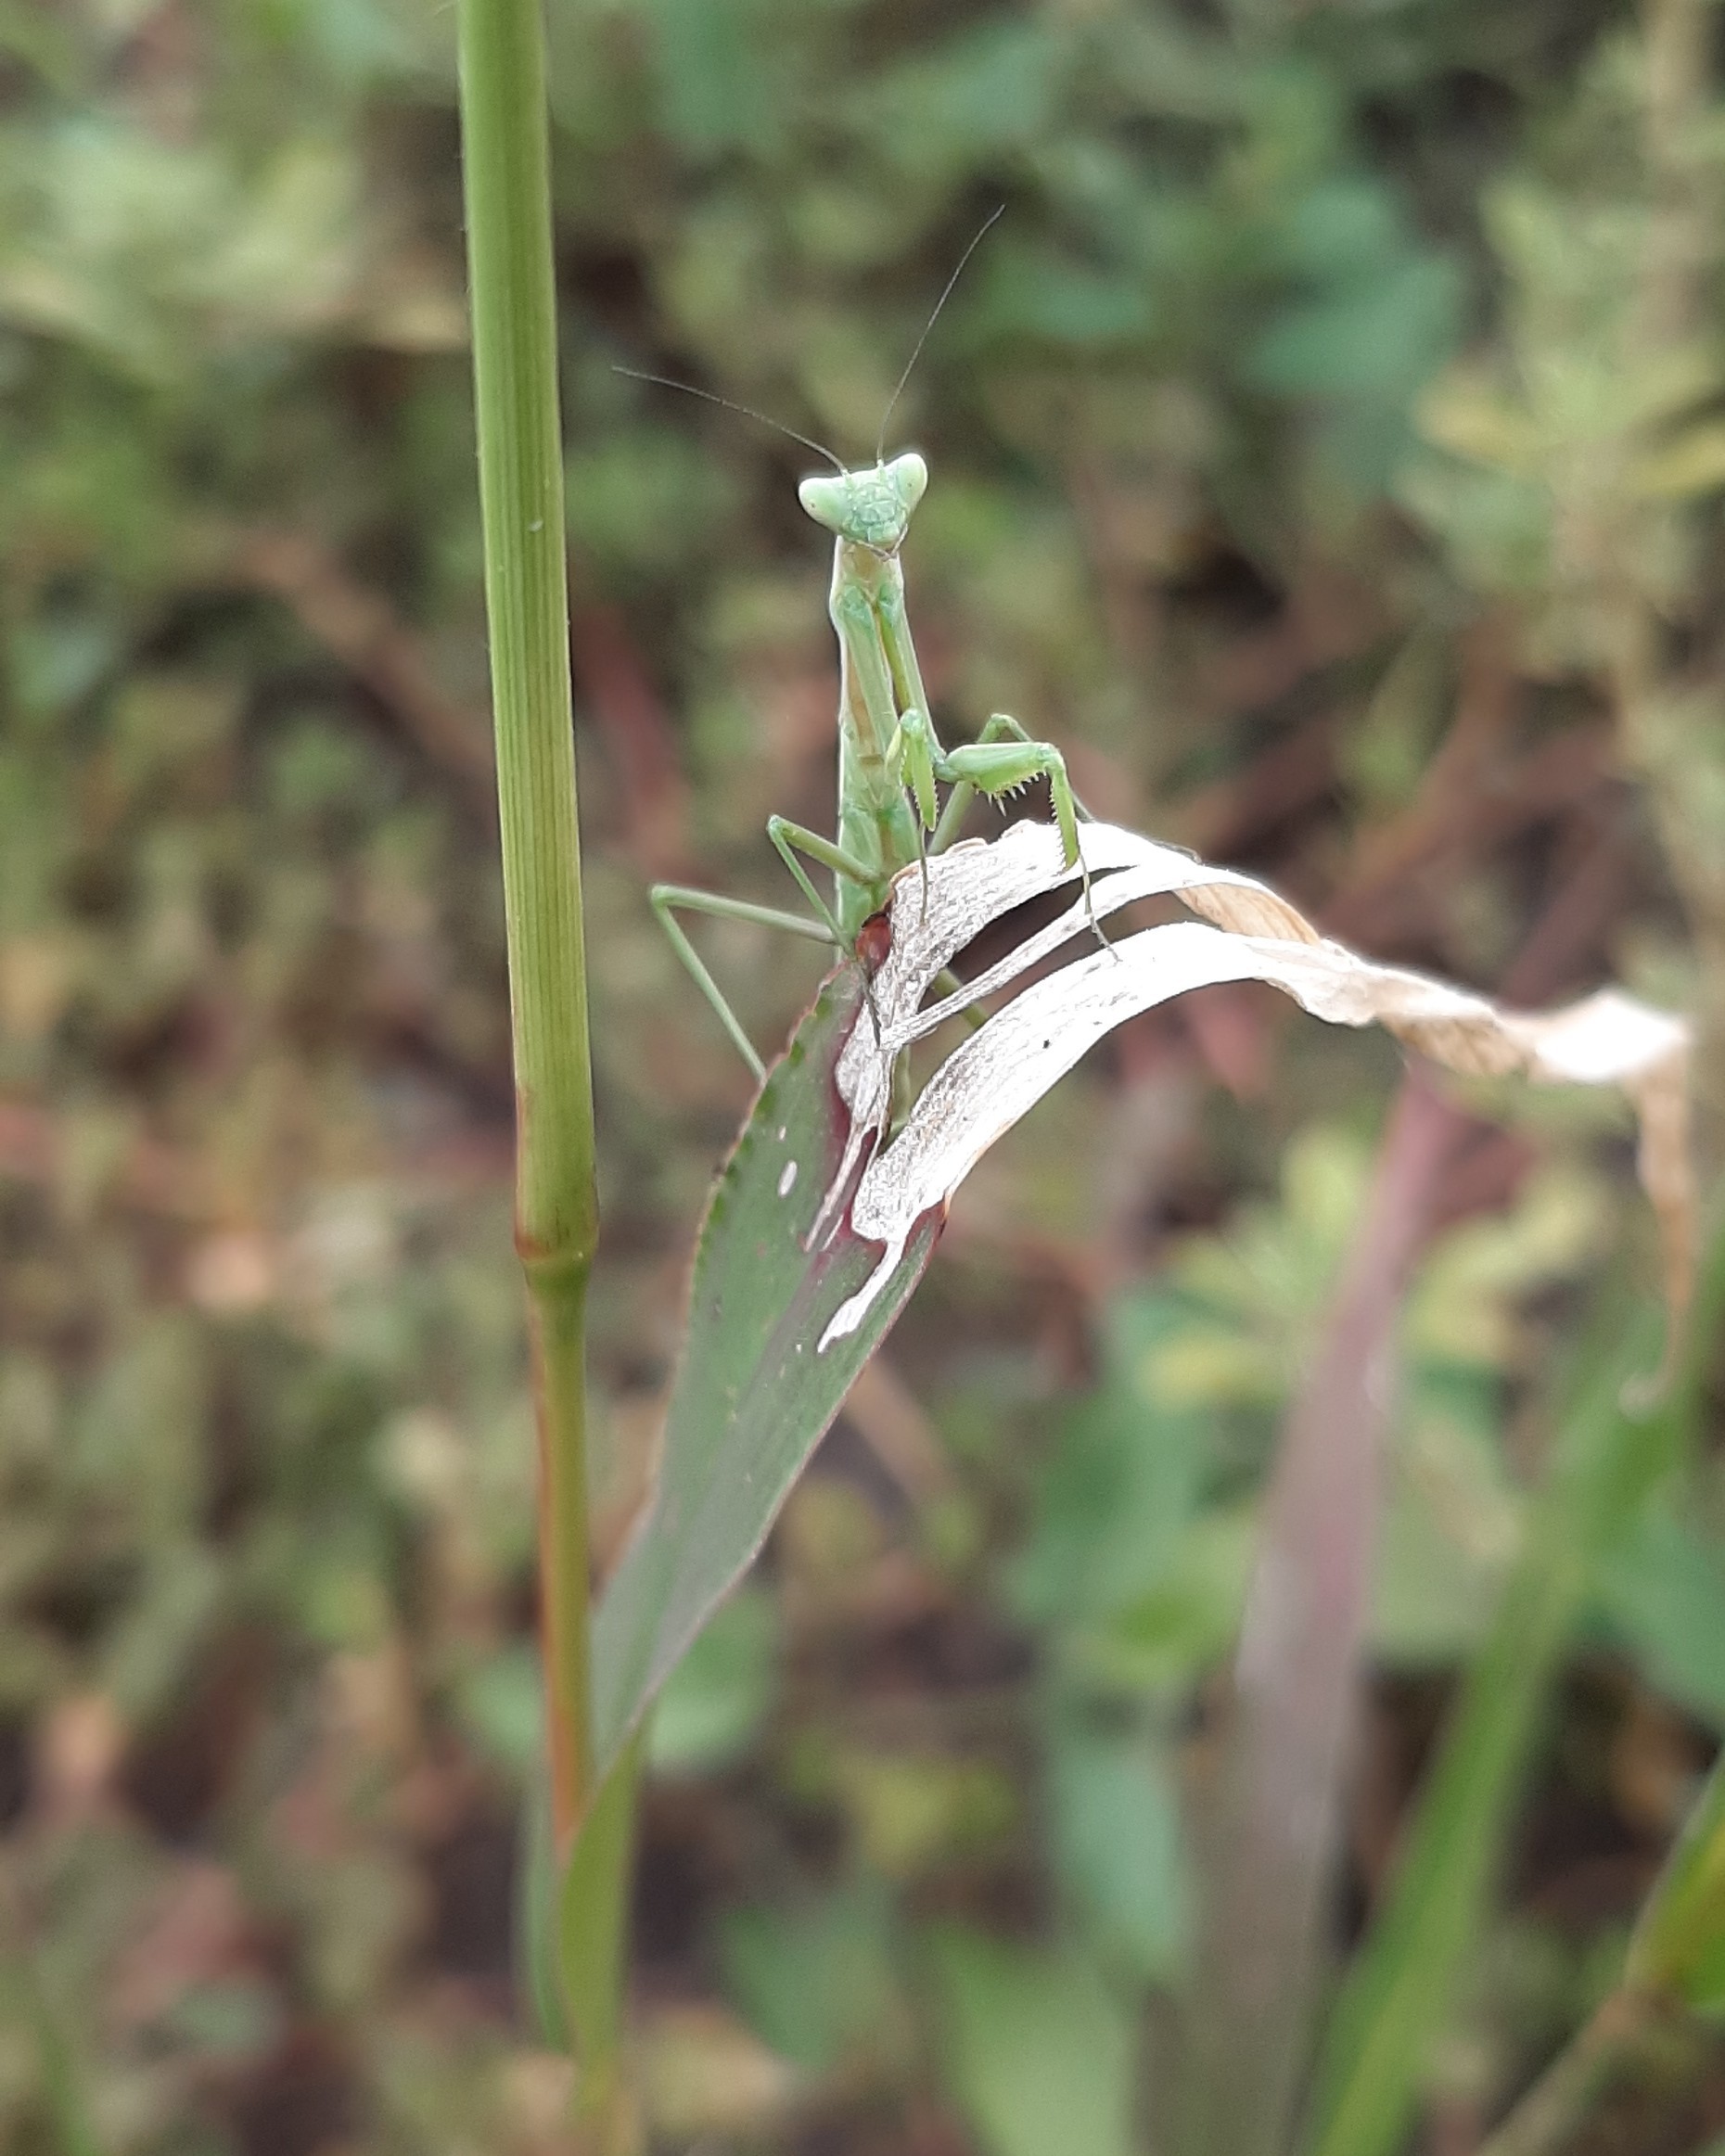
869, 564, 1087, 881
928, 711, 1090, 856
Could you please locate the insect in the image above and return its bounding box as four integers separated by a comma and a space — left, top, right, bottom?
642, 223, 1086, 1080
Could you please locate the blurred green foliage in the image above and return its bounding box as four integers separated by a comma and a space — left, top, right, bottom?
0, 1, 1720, 2152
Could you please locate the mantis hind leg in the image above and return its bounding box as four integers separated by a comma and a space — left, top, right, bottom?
651, 883, 836, 1083
767, 815, 910, 1058
764, 816, 878, 949
654, 814, 885, 1080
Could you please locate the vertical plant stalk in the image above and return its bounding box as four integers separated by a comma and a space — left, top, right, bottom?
456, 0, 597, 1856
1179, 1072, 1465, 2156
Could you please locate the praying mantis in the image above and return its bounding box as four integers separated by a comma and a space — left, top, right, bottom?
645, 274, 1086, 1081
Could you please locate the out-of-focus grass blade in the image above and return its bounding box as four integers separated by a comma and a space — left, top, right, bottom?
1627, 1747, 1725, 2012
1179, 1078, 1463, 2156
590, 961, 940, 1777
1469, 1749, 1725, 2156
1308, 1217, 1725, 2156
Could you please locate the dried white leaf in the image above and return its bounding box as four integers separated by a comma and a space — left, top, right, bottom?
807, 819, 1314, 1248
815, 821, 1693, 1359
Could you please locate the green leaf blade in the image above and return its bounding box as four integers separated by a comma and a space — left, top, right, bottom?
591, 963, 941, 1778
1628, 1752, 1725, 2013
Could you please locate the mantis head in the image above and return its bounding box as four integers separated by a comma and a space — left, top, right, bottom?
799, 452, 927, 554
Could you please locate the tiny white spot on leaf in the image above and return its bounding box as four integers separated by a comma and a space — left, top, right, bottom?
777, 1159, 799, 1197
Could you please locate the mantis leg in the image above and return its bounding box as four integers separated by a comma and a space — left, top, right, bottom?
834, 579, 911, 772
932, 725, 1111, 951
651, 882, 836, 1083
933, 733, 1081, 866
930, 713, 1009, 854
874, 577, 941, 833
931, 711, 1095, 854
766, 816, 875, 946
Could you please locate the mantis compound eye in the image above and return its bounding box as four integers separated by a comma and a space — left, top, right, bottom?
888, 451, 927, 516
797, 471, 849, 532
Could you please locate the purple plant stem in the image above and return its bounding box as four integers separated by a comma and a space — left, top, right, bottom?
1178, 1068, 1470, 2156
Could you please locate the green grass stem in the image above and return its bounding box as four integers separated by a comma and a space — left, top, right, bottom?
456, 0, 596, 1852
455, 0, 614, 2108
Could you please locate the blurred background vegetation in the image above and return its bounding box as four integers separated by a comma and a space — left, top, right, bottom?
0, 1, 1721, 2151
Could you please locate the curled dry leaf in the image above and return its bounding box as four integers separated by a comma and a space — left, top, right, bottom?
814, 820, 1693, 1359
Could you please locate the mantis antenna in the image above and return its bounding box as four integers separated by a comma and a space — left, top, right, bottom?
874, 202, 1005, 465
620, 206, 1003, 475
612, 367, 845, 473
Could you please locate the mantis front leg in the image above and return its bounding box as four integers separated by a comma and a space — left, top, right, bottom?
920, 710, 1107, 948
873, 583, 1083, 870
929, 711, 1091, 856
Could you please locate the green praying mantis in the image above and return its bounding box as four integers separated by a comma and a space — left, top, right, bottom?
641, 211, 1088, 1080
650, 447, 1084, 1079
